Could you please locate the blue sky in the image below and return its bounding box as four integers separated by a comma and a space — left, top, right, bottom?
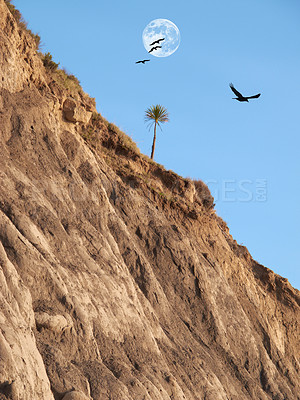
13, 0, 300, 290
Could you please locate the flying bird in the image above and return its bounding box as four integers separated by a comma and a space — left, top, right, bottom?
148, 45, 162, 53
229, 83, 261, 102
149, 38, 165, 46
135, 59, 150, 64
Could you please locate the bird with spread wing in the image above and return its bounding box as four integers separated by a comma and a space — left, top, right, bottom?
149, 38, 165, 46
135, 59, 150, 64
148, 45, 162, 53
229, 83, 261, 102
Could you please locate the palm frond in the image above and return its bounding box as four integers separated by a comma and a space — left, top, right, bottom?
145, 119, 155, 131
144, 104, 169, 126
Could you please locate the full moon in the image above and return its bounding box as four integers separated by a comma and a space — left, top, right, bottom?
142, 19, 180, 58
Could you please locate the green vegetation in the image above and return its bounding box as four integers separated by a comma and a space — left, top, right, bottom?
53, 69, 82, 92
29, 32, 41, 49
42, 52, 60, 71
4, 0, 21, 20
4, 0, 41, 49
40, 52, 82, 93
144, 105, 169, 160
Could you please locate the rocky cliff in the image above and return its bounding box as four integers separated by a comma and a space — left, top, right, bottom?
0, 2, 299, 399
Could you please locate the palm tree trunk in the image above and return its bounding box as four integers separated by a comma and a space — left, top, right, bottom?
150, 121, 157, 160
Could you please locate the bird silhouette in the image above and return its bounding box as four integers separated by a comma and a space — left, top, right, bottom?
229, 83, 261, 102
135, 59, 150, 64
148, 46, 162, 53
149, 38, 165, 46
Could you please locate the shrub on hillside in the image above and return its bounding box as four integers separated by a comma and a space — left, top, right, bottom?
194, 180, 215, 210
4, 0, 22, 23
60, 68, 80, 86
28, 31, 41, 48
57, 68, 81, 91
107, 122, 140, 154
42, 52, 59, 71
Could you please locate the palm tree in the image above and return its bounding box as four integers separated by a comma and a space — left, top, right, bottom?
144, 105, 169, 160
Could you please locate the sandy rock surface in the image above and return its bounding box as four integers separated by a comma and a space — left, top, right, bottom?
0, 1, 299, 399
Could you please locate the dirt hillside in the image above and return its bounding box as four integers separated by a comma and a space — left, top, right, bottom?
0, 1, 299, 399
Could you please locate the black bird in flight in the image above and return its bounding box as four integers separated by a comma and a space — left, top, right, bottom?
229, 83, 261, 102
148, 45, 162, 53
149, 38, 165, 46
135, 59, 150, 64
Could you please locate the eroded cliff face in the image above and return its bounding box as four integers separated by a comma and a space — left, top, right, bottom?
0, 2, 299, 399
